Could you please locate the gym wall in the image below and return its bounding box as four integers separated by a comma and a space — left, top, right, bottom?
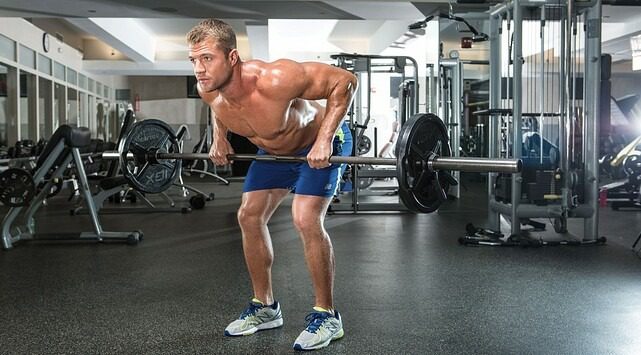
128, 75, 209, 154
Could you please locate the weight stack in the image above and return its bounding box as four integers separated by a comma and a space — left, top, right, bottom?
494, 174, 512, 203
525, 170, 561, 205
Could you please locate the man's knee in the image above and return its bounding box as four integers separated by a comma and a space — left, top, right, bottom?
292, 210, 323, 236
237, 203, 267, 228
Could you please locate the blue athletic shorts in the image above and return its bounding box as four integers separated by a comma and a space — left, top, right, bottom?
243, 122, 353, 197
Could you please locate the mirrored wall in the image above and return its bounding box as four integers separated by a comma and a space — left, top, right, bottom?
0, 33, 119, 148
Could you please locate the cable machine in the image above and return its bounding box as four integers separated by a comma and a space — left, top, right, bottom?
482, 0, 601, 241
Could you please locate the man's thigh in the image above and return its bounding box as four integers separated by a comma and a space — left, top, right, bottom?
243, 160, 298, 193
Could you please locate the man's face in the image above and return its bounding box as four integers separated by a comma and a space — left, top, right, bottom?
188, 39, 235, 93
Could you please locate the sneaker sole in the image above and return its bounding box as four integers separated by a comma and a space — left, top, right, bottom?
224, 318, 284, 337
293, 328, 344, 351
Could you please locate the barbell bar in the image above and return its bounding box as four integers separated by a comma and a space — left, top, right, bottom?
102, 151, 521, 174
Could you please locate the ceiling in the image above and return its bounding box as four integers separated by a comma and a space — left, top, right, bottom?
1, 1, 640, 76
0, 0, 447, 18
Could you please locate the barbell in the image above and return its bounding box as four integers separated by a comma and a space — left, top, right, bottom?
108, 112, 520, 213
0, 113, 522, 213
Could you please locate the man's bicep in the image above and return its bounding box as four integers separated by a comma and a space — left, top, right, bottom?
298, 62, 338, 100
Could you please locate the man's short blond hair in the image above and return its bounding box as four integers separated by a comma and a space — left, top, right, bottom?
187, 19, 237, 53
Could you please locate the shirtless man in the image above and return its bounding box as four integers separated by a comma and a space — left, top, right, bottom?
187, 19, 356, 351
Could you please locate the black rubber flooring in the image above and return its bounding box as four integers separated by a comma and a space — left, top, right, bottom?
2, 175, 641, 354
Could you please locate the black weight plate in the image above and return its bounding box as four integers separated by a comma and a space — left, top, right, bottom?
396, 113, 452, 213
623, 152, 641, 177
357, 164, 374, 190
0, 168, 36, 207
357, 135, 372, 155
118, 119, 181, 194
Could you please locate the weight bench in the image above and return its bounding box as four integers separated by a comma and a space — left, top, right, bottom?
1, 125, 143, 250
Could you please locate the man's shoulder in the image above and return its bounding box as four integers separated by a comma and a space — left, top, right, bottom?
248, 59, 307, 84
245, 58, 302, 71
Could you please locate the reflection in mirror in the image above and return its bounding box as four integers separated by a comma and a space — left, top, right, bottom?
54, 83, 65, 129
0, 63, 11, 146
19, 70, 37, 140
79, 91, 87, 128
67, 88, 78, 126
39, 77, 52, 138
97, 100, 107, 141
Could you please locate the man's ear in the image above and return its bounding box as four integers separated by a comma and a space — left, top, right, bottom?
229, 49, 239, 65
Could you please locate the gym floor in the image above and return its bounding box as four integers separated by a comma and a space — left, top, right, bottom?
2, 175, 641, 354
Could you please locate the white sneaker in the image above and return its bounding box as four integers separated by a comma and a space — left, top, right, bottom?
293, 307, 344, 351
224, 298, 283, 336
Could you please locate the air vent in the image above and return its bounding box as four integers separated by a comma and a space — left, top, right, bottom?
116, 89, 131, 101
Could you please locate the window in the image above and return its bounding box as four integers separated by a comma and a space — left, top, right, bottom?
67, 88, 78, 126
0, 63, 16, 146
19, 70, 37, 140
78, 73, 87, 90
53, 83, 65, 129
67, 68, 77, 86
54, 61, 65, 81
38, 54, 51, 75
0, 34, 16, 61
38, 77, 52, 138
18, 45, 36, 69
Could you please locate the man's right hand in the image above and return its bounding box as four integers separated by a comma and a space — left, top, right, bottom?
209, 138, 234, 166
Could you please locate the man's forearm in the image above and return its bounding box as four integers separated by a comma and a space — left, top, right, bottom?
318, 110, 347, 144
212, 116, 228, 143
318, 79, 356, 144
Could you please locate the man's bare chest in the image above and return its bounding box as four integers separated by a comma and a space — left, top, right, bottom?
214, 99, 292, 139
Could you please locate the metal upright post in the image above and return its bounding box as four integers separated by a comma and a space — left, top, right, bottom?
511, 0, 523, 236
441, 58, 463, 199
539, 6, 546, 166
583, 0, 601, 240
559, 7, 567, 187
488, 8, 502, 231
562, 0, 574, 213
426, 64, 435, 113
